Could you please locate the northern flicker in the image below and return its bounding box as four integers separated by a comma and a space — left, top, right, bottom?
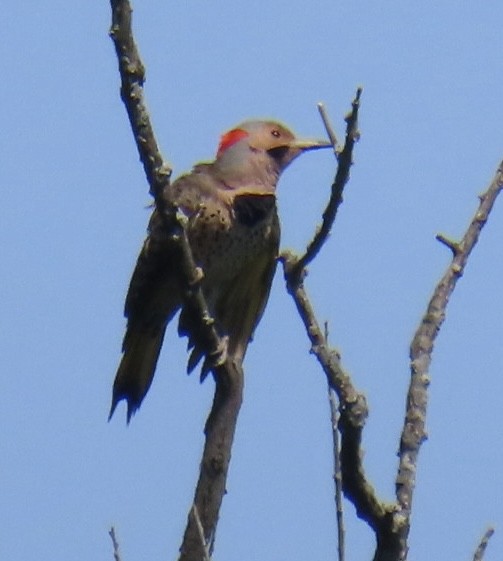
110, 120, 331, 421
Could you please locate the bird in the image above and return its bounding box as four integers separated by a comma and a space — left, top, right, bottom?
109, 119, 331, 422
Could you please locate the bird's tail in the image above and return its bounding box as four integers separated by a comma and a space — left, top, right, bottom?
109, 325, 167, 423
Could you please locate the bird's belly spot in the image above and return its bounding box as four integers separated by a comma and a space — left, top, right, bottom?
189, 219, 271, 283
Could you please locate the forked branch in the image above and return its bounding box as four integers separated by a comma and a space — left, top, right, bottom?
284, 84, 503, 561
282, 93, 400, 550
395, 161, 503, 559
288, 89, 362, 279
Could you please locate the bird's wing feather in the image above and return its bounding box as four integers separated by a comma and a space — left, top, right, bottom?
111, 214, 183, 421
110, 171, 212, 420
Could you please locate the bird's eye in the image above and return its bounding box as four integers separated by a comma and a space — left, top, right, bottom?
271, 129, 281, 138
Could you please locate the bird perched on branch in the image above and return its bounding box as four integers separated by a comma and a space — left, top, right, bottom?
110, 119, 331, 422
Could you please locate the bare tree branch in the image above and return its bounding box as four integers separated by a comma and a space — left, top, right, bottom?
395, 161, 503, 559
282, 253, 394, 537
472, 527, 495, 561
325, 321, 345, 561
318, 102, 340, 151
109, 0, 171, 203
282, 93, 400, 556
288, 89, 361, 277
328, 386, 345, 561
178, 360, 243, 561
283, 97, 503, 561
109, 527, 123, 561
109, 3, 245, 560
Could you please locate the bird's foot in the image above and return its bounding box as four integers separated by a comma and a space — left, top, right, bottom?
189, 266, 205, 286
210, 335, 229, 367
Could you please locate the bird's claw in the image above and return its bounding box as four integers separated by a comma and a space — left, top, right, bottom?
189, 266, 204, 286
210, 335, 229, 367
175, 208, 189, 226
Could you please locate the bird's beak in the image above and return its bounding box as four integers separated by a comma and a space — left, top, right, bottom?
290, 138, 333, 152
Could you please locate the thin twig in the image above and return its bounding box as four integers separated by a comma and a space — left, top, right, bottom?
318, 102, 340, 152
325, 321, 345, 561
109, 527, 123, 561
472, 527, 495, 561
395, 162, 503, 560
435, 233, 460, 255
191, 505, 212, 561
109, 3, 245, 560
328, 387, 345, 561
290, 88, 362, 276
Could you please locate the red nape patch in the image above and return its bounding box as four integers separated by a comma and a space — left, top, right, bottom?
217, 128, 249, 157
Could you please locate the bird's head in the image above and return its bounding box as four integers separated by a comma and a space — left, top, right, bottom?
214, 120, 331, 187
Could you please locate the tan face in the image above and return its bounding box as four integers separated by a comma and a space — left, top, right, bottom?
245, 122, 297, 152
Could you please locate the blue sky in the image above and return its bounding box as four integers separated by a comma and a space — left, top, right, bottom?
2, 2, 503, 560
